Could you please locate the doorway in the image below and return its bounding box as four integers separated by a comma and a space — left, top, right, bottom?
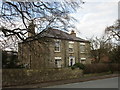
69, 57, 75, 66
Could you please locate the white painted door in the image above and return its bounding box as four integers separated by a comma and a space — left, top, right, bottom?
69, 57, 75, 66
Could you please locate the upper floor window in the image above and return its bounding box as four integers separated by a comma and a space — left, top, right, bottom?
80, 43, 86, 53
55, 39, 61, 52
69, 41, 74, 53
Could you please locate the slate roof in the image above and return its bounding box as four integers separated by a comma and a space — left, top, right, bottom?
37, 28, 89, 42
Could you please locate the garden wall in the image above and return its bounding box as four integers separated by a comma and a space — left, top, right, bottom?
2, 68, 83, 87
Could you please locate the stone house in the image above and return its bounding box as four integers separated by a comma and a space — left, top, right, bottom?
18, 28, 91, 69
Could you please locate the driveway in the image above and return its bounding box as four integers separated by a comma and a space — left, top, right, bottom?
44, 77, 119, 88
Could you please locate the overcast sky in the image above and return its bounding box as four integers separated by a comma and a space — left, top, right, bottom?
0, 0, 119, 40
70, 0, 119, 39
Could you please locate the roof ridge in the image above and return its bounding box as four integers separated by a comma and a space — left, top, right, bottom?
36, 28, 89, 42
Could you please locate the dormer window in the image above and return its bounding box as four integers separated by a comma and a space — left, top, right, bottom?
54, 39, 61, 52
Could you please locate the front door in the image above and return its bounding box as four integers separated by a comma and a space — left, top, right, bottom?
69, 57, 75, 66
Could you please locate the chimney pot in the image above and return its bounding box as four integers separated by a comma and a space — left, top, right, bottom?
70, 30, 76, 37
28, 21, 35, 37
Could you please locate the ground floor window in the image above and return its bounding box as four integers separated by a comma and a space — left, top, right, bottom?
55, 57, 62, 68
80, 58, 86, 64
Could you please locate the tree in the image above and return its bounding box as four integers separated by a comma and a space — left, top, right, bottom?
2, 50, 23, 68
105, 20, 120, 41
90, 36, 113, 63
105, 20, 120, 63
0, 1, 84, 68
0, 1, 84, 41
109, 45, 120, 63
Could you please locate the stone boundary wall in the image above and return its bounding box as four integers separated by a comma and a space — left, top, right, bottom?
2, 68, 83, 87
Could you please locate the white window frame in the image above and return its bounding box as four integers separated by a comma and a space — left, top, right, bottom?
80, 58, 86, 64
81, 58, 86, 60
69, 41, 74, 53
80, 43, 86, 53
80, 42, 85, 45
54, 39, 61, 52
54, 57, 62, 68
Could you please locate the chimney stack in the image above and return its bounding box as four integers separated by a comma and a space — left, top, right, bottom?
28, 21, 35, 37
70, 30, 76, 37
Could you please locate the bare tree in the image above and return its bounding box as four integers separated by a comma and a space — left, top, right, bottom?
105, 20, 120, 41
90, 36, 113, 63
0, 1, 84, 51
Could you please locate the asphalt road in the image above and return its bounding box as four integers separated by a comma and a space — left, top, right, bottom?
44, 77, 119, 88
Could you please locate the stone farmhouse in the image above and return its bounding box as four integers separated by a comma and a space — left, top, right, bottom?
18, 27, 91, 69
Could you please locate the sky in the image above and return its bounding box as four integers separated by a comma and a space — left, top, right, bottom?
0, 0, 119, 51
70, 0, 119, 39
0, 0, 119, 40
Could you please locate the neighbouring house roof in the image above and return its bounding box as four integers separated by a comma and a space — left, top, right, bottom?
23, 28, 90, 43
36, 28, 89, 43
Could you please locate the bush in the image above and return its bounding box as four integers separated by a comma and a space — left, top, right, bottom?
109, 63, 120, 73
84, 64, 109, 74
83, 63, 120, 74
71, 63, 85, 70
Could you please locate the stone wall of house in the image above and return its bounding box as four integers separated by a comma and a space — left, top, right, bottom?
18, 38, 91, 69
2, 68, 83, 87
52, 39, 91, 67
18, 39, 53, 69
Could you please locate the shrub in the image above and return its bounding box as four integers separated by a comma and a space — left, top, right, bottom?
109, 63, 120, 73
84, 63, 110, 74
71, 63, 85, 70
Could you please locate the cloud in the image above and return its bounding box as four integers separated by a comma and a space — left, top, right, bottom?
71, 1, 118, 39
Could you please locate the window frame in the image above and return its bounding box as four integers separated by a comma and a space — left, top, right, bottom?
80, 43, 86, 53
54, 57, 62, 68
54, 39, 61, 52
69, 41, 74, 53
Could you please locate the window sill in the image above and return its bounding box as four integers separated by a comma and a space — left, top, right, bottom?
69, 52, 74, 53
80, 52, 86, 54
54, 51, 61, 53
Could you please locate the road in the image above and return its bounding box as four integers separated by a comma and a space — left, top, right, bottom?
44, 77, 119, 88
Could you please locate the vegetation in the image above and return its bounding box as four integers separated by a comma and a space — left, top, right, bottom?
83, 63, 119, 74
2, 51, 24, 69
0, 1, 84, 51
71, 63, 85, 70
71, 63, 119, 74
105, 20, 120, 41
